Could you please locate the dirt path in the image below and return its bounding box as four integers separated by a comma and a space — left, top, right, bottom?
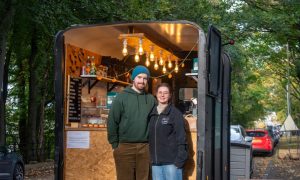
24, 148, 300, 179
25, 161, 54, 180
252, 147, 300, 179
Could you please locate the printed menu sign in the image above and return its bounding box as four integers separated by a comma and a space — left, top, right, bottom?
68, 77, 82, 122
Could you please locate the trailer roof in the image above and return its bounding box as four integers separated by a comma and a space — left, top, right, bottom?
63, 21, 202, 60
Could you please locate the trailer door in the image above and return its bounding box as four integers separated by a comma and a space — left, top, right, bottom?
198, 25, 230, 180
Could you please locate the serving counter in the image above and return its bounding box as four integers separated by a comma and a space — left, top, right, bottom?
64, 127, 197, 180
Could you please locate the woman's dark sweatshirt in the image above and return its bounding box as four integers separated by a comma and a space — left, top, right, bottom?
149, 104, 188, 168
107, 86, 156, 149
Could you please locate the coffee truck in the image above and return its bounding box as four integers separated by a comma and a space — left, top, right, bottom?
54, 20, 231, 180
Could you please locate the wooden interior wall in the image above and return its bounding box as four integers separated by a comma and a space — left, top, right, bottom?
65, 44, 101, 77
184, 131, 197, 180
64, 44, 102, 125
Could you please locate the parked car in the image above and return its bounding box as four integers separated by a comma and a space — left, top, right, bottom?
246, 129, 274, 156
230, 125, 253, 143
0, 146, 24, 180
267, 125, 280, 145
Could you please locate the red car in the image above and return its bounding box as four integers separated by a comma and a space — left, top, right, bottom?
246, 129, 274, 155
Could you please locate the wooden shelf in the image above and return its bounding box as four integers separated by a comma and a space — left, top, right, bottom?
81, 75, 131, 93
185, 73, 198, 82
81, 75, 131, 86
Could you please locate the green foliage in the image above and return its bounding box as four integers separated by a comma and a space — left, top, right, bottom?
3, 0, 300, 161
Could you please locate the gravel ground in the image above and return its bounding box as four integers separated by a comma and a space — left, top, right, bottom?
24, 148, 300, 179
252, 147, 300, 180
25, 161, 54, 180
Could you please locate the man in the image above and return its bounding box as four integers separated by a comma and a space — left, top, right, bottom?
107, 65, 156, 180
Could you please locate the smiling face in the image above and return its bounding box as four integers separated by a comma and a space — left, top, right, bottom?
157, 86, 171, 105
132, 73, 148, 91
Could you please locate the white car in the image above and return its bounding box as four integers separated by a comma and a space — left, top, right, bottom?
230, 125, 253, 143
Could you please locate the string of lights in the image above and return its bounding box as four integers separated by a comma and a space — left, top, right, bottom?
99, 36, 199, 82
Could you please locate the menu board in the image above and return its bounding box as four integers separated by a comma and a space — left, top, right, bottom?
68, 77, 82, 122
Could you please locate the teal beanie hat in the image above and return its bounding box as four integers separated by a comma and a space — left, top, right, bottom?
131, 65, 150, 80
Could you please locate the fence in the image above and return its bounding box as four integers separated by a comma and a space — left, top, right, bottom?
277, 130, 300, 159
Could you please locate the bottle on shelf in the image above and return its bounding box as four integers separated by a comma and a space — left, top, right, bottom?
85, 56, 91, 75
90, 56, 97, 75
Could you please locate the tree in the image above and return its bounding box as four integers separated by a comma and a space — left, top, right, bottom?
0, 0, 16, 146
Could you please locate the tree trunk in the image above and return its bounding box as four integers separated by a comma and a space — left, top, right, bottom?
37, 99, 45, 161
17, 59, 28, 162
27, 26, 38, 162
0, 0, 15, 147
37, 71, 49, 161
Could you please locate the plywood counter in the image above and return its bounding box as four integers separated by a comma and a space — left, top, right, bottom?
64, 128, 197, 180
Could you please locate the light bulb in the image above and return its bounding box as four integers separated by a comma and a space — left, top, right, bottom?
146, 60, 150, 67
138, 38, 144, 55
181, 62, 185, 68
145, 52, 150, 66
162, 65, 166, 74
154, 61, 159, 70
150, 52, 155, 61
159, 50, 164, 65
168, 61, 172, 68
122, 47, 128, 56
168, 74, 172, 79
135, 53, 140, 62
122, 39, 128, 56
159, 57, 164, 66
150, 45, 155, 61
175, 64, 179, 73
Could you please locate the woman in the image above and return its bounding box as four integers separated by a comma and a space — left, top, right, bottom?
149, 83, 188, 180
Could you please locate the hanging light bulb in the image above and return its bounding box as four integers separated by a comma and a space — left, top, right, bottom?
168, 74, 172, 79
174, 63, 179, 73
159, 50, 164, 66
122, 39, 128, 56
134, 46, 140, 62
150, 45, 155, 61
154, 58, 159, 70
138, 38, 144, 55
167, 55, 172, 68
168, 61, 172, 68
134, 54, 140, 62
146, 59, 150, 67
145, 52, 150, 67
162, 65, 167, 74
181, 62, 185, 68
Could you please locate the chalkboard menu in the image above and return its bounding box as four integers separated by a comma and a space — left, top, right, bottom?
68, 77, 82, 122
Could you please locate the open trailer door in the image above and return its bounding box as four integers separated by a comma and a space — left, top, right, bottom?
54, 31, 65, 180
197, 25, 230, 180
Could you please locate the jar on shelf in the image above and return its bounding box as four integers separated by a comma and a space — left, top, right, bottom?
85, 56, 91, 75
90, 56, 97, 75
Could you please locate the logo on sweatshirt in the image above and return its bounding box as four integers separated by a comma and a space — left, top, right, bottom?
161, 117, 169, 124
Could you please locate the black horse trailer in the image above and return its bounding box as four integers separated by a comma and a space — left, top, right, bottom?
54, 20, 231, 180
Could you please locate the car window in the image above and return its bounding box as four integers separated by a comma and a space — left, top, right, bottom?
230, 127, 241, 141
246, 131, 265, 137
240, 127, 247, 138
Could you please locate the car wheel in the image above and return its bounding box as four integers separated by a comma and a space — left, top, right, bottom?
268, 149, 274, 157
13, 163, 24, 180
